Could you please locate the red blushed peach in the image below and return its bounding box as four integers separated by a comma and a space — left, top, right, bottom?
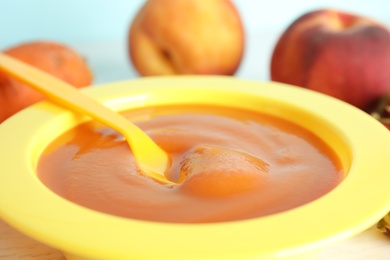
128, 0, 245, 76
270, 9, 390, 111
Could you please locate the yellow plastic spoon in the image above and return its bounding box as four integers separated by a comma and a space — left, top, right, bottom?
0, 53, 175, 185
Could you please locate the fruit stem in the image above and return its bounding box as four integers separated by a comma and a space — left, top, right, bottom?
371, 92, 390, 121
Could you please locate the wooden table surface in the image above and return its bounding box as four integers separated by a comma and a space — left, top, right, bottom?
1, 217, 389, 260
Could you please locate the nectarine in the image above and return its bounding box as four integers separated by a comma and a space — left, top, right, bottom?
0, 41, 93, 123
271, 9, 390, 111
128, 0, 245, 76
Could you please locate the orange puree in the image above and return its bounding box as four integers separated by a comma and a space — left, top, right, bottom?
37, 105, 344, 223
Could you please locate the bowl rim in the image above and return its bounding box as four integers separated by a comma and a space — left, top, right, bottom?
1, 76, 390, 259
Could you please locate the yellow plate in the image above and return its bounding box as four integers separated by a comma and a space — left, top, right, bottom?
1, 76, 390, 260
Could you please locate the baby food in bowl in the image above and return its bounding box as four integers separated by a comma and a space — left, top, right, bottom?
1, 76, 390, 260
38, 105, 344, 223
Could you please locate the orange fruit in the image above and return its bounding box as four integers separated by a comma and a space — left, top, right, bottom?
0, 41, 93, 123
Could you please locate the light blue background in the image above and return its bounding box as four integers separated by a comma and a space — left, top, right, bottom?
1, 0, 389, 83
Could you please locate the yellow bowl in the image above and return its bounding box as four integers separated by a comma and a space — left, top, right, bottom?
1, 76, 390, 260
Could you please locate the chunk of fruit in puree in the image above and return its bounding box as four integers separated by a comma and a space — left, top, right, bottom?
179, 145, 269, 197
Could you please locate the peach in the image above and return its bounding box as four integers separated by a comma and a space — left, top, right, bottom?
0, 41, 93, 123
128, 0, 245, 76
270, 9, 390, 111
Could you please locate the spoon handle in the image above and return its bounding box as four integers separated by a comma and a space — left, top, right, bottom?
0, 53, 172, 184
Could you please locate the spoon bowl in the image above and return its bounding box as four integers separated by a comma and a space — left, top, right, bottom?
0, 53, 174, 185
